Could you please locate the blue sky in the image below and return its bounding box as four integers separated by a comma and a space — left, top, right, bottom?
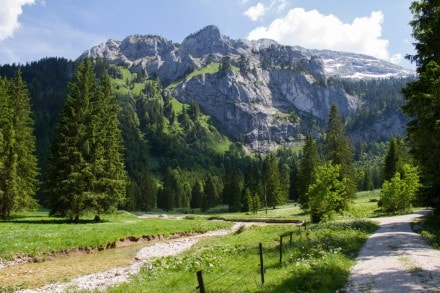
0, 0, 416, 69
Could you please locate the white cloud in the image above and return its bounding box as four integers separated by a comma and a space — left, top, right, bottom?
0, 0, 35, 41
244, 2, 266, 21
276, 0, 288, 12
247, 8, 395, 61
390, 53, 403, 64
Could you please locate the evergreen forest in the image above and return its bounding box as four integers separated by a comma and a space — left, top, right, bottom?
0, 54, 420, 223
1, 0, 436, 223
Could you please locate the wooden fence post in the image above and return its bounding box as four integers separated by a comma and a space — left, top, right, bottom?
279, 235, 283, 264
289, 232, 293, 245
259, 243, 265, 284
196, 270, 206, 293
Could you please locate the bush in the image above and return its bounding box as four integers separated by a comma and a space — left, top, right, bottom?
380, 164, 420, 212
307, 163, 347, 223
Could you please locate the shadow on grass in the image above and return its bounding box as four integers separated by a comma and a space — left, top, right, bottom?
268, 258, 350, 293
2, 217, 109, 224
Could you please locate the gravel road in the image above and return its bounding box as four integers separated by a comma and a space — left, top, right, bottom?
346, 210, 440, 292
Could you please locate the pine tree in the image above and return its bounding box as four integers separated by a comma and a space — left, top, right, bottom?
204, 175, 218, 209
243, 159, 261, 198
325, 104, 356, 209
222, 160, 242, 212
118, 93, 152, 211
0, 72, 39, 219
383, 137, 400, 182
402, 0, 440, 209
9, 72, 39, 212
278, 159, 290, 202
289, 156, 299, 201
298, 133, 319, 208
160, 168, 175, 212
0, 77, 14, 219
261, 153, 284, 208
137, 169, 157, 211
89, 72, 127, 218
190, 181, 203, 209
46, 58, 126, 221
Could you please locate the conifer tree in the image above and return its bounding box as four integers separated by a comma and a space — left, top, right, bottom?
261, 153, 284, 208
298, 133, 319, 208
159, 168, 175, 212
278, 159, 290, 201
325, 104, 356, 209
89, 72, 127, 218
383, 137, 401, 182
190, 181, 203, 209
289, 156, 299, 201
222, 160, 242, 212
0, 78, 14, 219
137, 169, 157, 211
204, 175, 218, 209
46, 59, 126, 221
402, 0, 440, 208
0, 72, 39, 219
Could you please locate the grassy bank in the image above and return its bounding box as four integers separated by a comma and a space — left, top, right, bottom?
110, 220, 378, 292
414, 210, 440, 249
0, 211, 231, 261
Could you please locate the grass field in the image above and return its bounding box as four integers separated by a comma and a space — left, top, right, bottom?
0, 191, 385, 291
110, 220, 377, 292
0, 211, 231, 261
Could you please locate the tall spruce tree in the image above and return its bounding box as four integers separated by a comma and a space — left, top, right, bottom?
289, 156, 299, 201
203, 175, 218, 209
0, 73, 39, 219
298, 133, 319, 208
222, 160, 242, 212
261, 153, 284, 208
46, 59, 126, 221
402, 0, 440, 209
136, 168, 157, 211
0, 77, 13, 219
325, 104, 356, 209
190, 181, 203, 209
89, 72, 127, 218
383, 137, 401, 182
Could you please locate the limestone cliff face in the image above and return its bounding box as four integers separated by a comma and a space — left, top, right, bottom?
83, 25, 414, 151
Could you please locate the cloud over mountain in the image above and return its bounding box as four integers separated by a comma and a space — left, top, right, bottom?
247, 8, 402, 64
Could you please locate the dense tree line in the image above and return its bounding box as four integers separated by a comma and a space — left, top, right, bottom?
0, 53, 419, 221
0, 58, 75, 201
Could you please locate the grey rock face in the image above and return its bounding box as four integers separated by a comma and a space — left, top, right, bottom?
83, 25, 414, 151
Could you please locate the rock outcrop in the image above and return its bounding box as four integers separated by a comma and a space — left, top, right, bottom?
83, 25, 415, 151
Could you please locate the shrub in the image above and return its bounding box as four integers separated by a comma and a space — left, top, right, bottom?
307, 163, 347, 223
380, 164, 420, 212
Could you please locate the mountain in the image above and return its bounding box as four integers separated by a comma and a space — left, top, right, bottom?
85, 25, 415, 152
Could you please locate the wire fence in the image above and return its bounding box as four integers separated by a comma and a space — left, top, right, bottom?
194, 223, 306, 292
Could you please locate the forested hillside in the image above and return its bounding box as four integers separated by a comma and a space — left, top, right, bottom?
0, 56, 413, 216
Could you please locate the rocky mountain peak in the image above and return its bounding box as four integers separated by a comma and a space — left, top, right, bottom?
119, 34, 174, 61
83, 26, 415, 152
180, 25, 233, 58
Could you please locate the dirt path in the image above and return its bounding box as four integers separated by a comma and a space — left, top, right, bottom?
18, 222, 258, 292
346, 210, 440, 292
